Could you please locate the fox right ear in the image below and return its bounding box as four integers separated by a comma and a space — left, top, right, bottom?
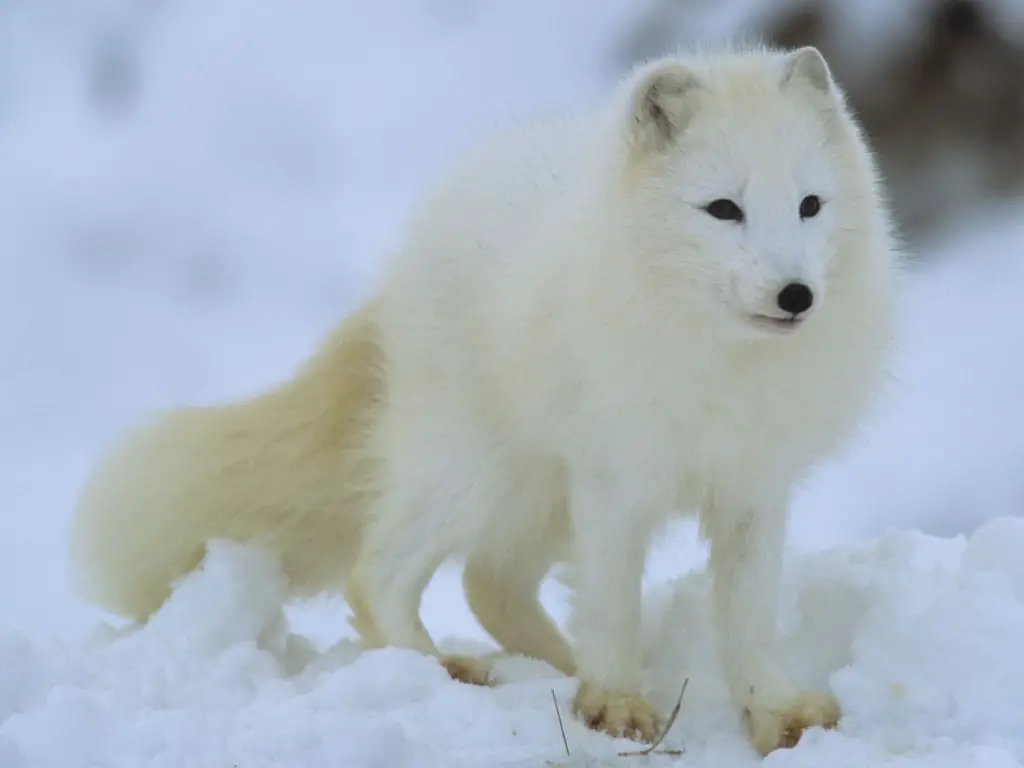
627, 60, 703, 153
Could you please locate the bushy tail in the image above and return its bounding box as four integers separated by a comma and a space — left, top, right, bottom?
68, 298, 384, 622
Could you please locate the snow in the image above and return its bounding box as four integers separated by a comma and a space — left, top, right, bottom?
5, 524, 1024, 766
2, 1, 1024, 765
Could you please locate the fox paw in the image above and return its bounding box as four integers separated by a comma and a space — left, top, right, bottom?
573, 681, 660, 743
442, 654, 493, 686
744, 690, 840, 756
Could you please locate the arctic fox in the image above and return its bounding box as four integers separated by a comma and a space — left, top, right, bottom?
69, 45, 899, 755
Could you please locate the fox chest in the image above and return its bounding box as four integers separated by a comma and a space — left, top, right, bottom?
601, 362, 866, 504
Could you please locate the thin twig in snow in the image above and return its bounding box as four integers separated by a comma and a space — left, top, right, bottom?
552, 689, 571, 758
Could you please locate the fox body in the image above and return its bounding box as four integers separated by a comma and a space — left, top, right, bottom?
70, 45, 899, 755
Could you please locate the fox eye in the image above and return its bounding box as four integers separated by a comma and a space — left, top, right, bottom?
799, 194, 822, 219
703, 198, 745, 223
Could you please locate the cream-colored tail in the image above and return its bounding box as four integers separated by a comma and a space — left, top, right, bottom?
69, 299, 384, 622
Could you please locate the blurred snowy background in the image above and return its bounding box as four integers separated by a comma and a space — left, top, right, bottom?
5, 3, 1024, 765
2, 0, 1024, 645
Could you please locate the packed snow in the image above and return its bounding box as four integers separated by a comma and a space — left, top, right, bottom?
2, 1, 1024, 765
5, 523, 1024, 766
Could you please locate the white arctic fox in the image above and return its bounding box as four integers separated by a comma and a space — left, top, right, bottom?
69, 45, 899, 755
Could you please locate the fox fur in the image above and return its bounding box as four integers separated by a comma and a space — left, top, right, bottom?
69, 44, 900, 755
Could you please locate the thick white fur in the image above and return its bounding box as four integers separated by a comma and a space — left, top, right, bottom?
69, 45, 899, 755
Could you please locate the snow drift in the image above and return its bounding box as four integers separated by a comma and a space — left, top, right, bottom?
2, 519, 1024, 767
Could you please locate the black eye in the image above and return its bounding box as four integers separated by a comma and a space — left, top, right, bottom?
799, 194, 822, 219
704, 198, 744, 222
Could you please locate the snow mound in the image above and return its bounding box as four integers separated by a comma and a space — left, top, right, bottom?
3, 523, 1024, 767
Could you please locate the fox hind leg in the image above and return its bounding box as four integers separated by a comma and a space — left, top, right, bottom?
463, 541, 576, 677
348, 419, 500, 686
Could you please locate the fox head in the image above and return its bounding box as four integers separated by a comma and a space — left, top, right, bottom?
607, 46, 895, 341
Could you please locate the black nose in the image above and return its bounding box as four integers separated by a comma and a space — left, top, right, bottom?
776, 282, 814, 315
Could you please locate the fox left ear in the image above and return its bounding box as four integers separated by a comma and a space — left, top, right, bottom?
781, 46, 834, 95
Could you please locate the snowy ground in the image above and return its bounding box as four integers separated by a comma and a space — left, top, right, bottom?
2, 1, 1024, 765
6, 522, 1024, 767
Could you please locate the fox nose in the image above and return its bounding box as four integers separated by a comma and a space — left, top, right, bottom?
776, 281, 814, 315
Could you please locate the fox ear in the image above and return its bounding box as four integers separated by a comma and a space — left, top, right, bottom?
628, 60, 703, 152
781, 46, 834, 95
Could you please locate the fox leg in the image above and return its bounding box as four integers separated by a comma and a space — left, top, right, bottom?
566, 468, 662, 743
463, 543, 576, 677
347, 415, 497, 686
701, 487, 840, 756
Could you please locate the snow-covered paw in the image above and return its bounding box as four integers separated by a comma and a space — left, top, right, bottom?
441, 654, 493, 686
743, 690, 840, 756
573, 681, 660, 743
